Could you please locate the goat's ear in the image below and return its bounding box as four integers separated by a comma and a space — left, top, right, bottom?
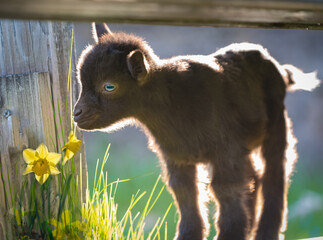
92, 22, 113, 44
127, 50, 149, 85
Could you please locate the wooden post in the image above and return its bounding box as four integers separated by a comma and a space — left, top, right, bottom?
0, 20, 87, 239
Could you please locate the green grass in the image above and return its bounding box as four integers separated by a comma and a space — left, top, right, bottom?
285, 160, 323, 239
79, 146, 173, 240
85, 134, 177, 240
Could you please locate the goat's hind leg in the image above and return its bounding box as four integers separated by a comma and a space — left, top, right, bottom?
211, 155, 250, 240
256, 109, 287, 240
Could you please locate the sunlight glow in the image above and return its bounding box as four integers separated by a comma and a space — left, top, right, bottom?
197, 164, 212, 236
284, 112, 298, 181
283, 64, 321, 92
250, 147, 265, 177
103, 118, 138, 133
166, 55, 222, 72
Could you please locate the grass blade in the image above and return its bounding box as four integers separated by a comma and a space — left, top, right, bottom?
152, 203, 173, 240
57, 174, 72, 224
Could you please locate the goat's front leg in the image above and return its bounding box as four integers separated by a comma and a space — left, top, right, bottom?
166, 162, 205, 240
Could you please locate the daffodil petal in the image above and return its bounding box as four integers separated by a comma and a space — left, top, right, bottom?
49, 165, 60, 175
14, 208, 22, 226
23, 165, 33, 175
70, 142, 81, 154
71, 135, 79, 143
42, 173, 49, 183
56, 222, 63, 230
35, 173, 49, 185
61, 210, 71, 225
46, 152, 61, 165
23, 149, 38, 163
36, 143, 48, 159
68, 131, 75, 140
66, 131, 81, 150
63, 149, 74, 165
48, 218, 59, 227
35, 174, 41, 183
51, 229, 57, 237
71, 220, 87, 231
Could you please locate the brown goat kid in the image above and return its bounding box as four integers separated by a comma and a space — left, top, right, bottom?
74, 23, 320, 240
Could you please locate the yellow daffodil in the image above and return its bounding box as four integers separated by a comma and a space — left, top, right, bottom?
49, 210, 86, 239
12, 207, 23, 226
62, 131, 81, 165
23, 143, 61, 184
11, 207, 29, 227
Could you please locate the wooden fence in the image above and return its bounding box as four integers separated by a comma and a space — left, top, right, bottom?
0, 20, 87, 239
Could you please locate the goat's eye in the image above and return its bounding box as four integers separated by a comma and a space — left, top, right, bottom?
104, 83, 116, 92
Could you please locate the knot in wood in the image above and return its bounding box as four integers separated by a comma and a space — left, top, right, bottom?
3, 109, 11, 118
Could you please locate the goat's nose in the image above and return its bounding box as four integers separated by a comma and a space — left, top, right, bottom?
73, 108, 82, 117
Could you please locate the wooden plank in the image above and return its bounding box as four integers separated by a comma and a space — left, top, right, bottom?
0, 20, 87, 239
0, 21, 51, 75
0, 20, 87, 191
0, 0, 323, 29
0, 73, 54, 240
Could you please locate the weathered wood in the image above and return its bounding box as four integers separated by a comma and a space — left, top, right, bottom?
0, 73, 56, 239
0, 73, 56, 150
0, 20, 87, 240
0, 0, 323, 29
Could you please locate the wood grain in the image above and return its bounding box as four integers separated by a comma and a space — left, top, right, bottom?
0, 0, 323, 29
0, 73, 53, 239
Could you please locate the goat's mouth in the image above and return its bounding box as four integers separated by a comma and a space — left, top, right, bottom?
74, 115, 99, 130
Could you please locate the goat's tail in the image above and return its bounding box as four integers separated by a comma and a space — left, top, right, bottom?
282, 64, 321, 92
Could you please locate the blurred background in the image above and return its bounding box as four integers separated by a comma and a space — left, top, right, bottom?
74, 23, 323, 239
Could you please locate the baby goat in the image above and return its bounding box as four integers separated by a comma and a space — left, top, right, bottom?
74, 23, 320, 240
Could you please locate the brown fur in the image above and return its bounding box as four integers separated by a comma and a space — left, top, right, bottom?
74, 23, 320, 240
